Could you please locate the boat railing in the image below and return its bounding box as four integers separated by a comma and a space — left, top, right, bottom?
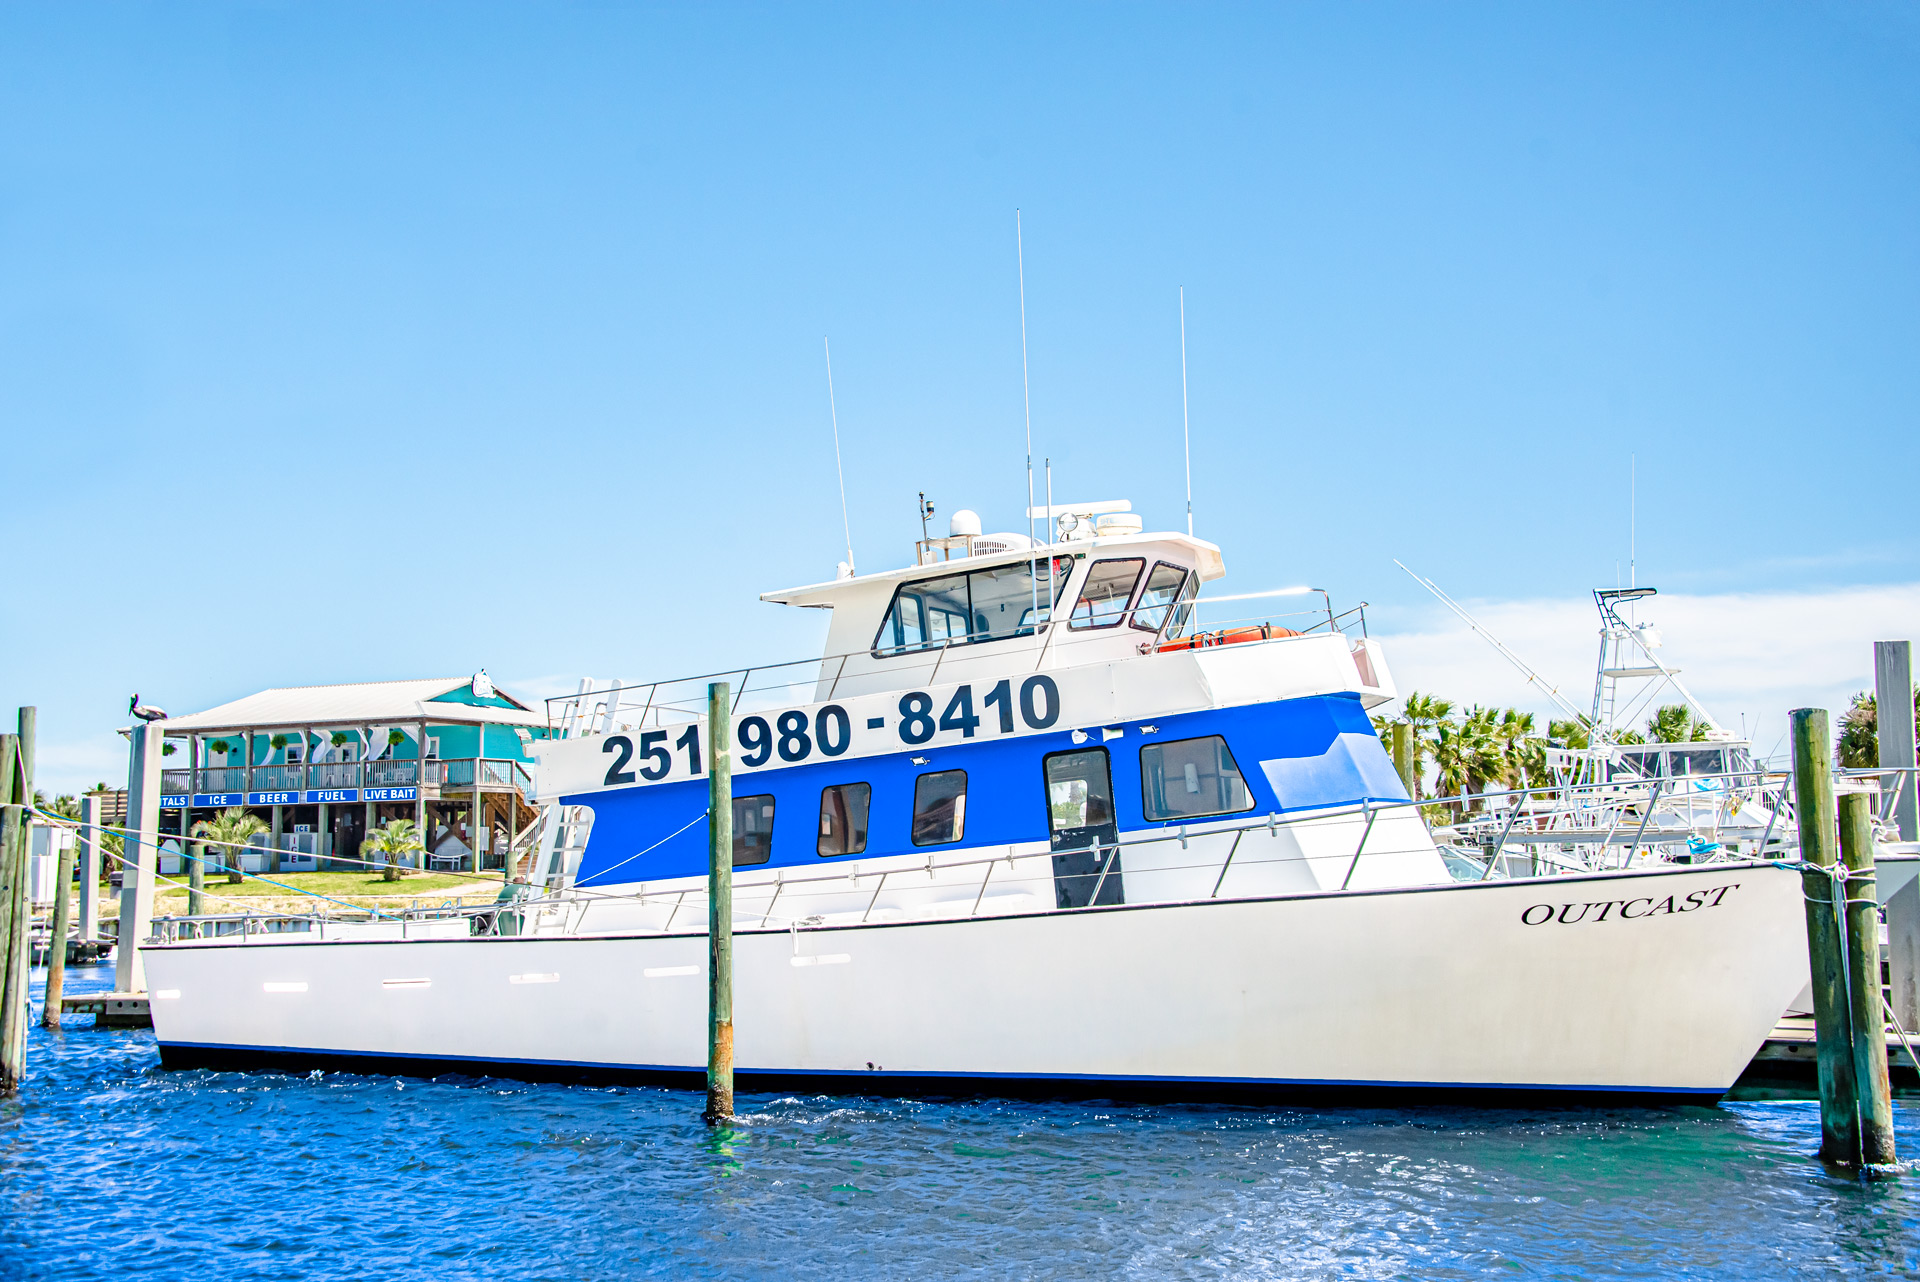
546, 598, 1372, 737
523, 781, 1827, 936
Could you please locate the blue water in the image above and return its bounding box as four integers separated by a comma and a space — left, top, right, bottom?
3, 966, 1917, 1280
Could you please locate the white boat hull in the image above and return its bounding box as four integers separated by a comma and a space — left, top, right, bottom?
143, 861, 1807, 1101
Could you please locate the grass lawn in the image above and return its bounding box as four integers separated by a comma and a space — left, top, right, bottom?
154, 871, 498, 900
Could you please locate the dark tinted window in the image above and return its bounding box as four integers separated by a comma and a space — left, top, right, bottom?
732, 794, 775, 866
817, 783, 870, 857
911, 770, 967, 846
1139, 736, 1254, 821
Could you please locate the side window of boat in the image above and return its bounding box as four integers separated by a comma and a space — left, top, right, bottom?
732, 794, 775, 866
1069, 559, 1145, 630
1130, 562, 1194, 635
874, 561, 1074, 656
1139, 736, 1256, 821
911, 770, 967, 846
817, 783, 870, 857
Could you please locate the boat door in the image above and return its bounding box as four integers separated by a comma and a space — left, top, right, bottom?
1045, 748, 1123, 908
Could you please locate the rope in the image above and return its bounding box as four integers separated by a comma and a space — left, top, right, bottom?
572, 808, 712, 887
28, 804, 401, 919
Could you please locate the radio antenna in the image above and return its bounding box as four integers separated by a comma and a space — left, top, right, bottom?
824, 337, 854, 575
1017, 209, 1038, 623
1179, 286, 1192, 537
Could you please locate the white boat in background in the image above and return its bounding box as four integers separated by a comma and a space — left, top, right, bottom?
140, 502, 1811, 1102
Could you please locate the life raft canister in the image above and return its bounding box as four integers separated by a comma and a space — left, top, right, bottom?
1157, 623, 1300, 653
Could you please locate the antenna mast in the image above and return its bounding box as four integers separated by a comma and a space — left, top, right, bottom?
1017, 210, 1038, 621
1629, 454, 1636, 591
824, 337, 854, 574
1180, 287, 1192, 537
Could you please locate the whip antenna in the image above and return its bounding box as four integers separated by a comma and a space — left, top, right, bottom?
1018, 210, 1038, 621
824, 337, 854, 574
1180, 286, 1192, 537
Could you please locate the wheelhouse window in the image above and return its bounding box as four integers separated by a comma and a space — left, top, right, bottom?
732, 794, 774, 866
1139, 735, 1255, 821
817, 783, 870, 857
1130, 562, 1195, 637
1069, 559, 1145, 630
874, 559, 1072, 657
911, 770, 967, 846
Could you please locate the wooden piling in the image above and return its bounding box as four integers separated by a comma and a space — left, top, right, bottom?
1790, 707, 1857, 1165
705, 681, 734, 1125
1837, 791, 1897, 1167
1390, 723, 1414, 797
187, 839, 206, 918
77, 794, 100, 949
1, 710, 34, 1089
0, 732, 22, 1090
40, 824, 77, 1028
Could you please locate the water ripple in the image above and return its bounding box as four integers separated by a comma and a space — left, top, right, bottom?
1, 966, 1915, 1280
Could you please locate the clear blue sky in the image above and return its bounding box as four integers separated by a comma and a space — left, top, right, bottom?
5, 3, 1919, 790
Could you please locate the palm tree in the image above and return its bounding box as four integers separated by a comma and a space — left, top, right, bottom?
1494, 708, 1543, 794
1399, 691, 1456, 801
192, 807, 269, 884
1647, 704, 1710, 743
365, 819, 426, 882
1836, 687, 1920, 769
1548, 717, 1592, 750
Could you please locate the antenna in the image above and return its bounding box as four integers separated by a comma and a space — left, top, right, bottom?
1395, 560, 1588, 723
824, 337, 854, 575
1629, 453, 1636, 591
1179, 287, 1192, 537
1017, 209, 1038, 623
1044, 456, 1055, 613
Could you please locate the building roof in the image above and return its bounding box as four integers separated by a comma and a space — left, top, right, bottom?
149, 678, 548, 733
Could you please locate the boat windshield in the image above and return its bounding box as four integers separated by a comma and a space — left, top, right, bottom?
1130, 563, 1195, 637
874, 558, 1072, 656
1669, 748, 1726, 777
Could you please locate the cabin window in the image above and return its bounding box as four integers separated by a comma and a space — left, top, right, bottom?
817, 783, 870, 857
1139, 735, 1255, 821
1669, 748, 1726, 777
1069, 559, 1145, 629
732, 794, 775, 866
911, 770, 967, 846
873, 559, 1072, 656
1130, 562, 1195, 636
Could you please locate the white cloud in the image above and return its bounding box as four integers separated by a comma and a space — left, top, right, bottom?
1374, 583, 1920, 761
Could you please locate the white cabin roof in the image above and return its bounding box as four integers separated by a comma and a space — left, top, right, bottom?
761, 531, 1226, 608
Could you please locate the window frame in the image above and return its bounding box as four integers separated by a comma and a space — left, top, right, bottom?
1137, 734, 1257, 823
1067, 558, 1147, 631
1129, 561, 1196, 636
1042, 746, 1116, 838
815, 782, 871, 858
871, 558, 1074, 658
731, 792, 776, 867
910, 769, 969, 847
